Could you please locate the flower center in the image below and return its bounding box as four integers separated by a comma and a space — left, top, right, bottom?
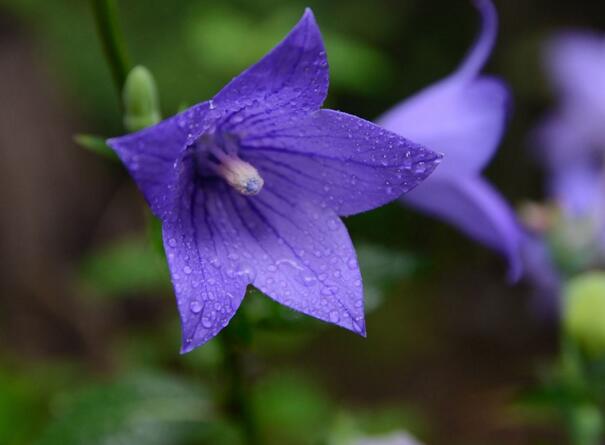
195, 132, 264, 196
215, 152, 264, 196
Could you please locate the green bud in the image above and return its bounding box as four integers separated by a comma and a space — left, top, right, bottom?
122, 65, 161, 132
564, 272, 605, 357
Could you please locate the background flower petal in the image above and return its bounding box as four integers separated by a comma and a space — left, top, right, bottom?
546, 31, 605, 113
402, 175, 523, 281
378, 75, 510, 177
241, 109, 441, 217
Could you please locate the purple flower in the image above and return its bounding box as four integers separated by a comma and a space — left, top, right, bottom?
377, 0, 522, 280
107, 9, 441, 353
536, 31, 605, 230
524, 31, 605, 306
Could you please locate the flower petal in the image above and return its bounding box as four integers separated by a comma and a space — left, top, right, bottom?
241, 109, 441, 217
377, 0, 509, 177
551, 161, 604, 217
378, 76, 509, 178
545, 32, 605, 113
211, 8, 328, 124
534, 114, 603, 216
223, 186, 366, 336
107, 102, 210, 219
402, 176, 523, 281
543, 33, 605, 149
162, 160, 251, 353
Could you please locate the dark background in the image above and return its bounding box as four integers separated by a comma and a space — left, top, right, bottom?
0, 0, 602, 444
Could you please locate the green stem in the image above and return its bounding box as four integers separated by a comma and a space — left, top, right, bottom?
221, 314, 260, 445
91, 0, 131, 99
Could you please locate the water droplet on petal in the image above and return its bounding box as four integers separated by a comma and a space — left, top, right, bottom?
347, 257, 358, 270
329, 310, 340, 322
190, 300, 203, 314
327, 218, 339, 231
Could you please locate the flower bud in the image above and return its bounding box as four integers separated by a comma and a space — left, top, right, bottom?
122, 65, 161, 132
564, 272, 605, 357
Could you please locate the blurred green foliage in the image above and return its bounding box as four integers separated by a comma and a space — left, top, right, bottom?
37, 372, 211, 445
79, 236, 170, 297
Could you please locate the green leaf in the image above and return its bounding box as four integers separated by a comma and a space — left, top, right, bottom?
79, 236, 170, 297
37, 372, 211, 445
74, 134, 118, 161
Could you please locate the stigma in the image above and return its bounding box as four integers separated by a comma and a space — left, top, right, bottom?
216, 155, 264, 196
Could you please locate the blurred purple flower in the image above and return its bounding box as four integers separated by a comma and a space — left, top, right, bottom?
536, 31, 605, 235
378, 0, 522, 280
107, 9, 441, 353
524, 32, 605, 315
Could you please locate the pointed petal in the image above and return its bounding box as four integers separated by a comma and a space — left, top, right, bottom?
212, 8, 328, 122
378, 75, 510, 178
107, 102, 210, 219
162, 162, 252, 353
402, 176, 523, 281
213, 182, 366, 336
241, 109, 441, 217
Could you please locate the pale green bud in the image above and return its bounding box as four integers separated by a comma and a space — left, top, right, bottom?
564, 272, 605, 357
122, 65, 161, 132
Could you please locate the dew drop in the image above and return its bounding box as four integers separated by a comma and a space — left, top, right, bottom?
183, 266, 192, 274
347, 257, 358, 270
329, 310, 340, 322
321, 287, 334, 296
302, 275, 317, 287
189, 300, 203, 314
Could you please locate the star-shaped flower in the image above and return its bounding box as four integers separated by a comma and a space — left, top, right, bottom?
377, 0, 522, 280
108, 9, 441, 352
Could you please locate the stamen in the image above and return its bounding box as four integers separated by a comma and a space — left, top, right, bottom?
216, 154, 264, 196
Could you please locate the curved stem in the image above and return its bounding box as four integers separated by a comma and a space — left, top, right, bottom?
91, 0, 131, 99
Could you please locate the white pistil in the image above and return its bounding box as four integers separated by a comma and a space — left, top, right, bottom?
216, 155, 264, 196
